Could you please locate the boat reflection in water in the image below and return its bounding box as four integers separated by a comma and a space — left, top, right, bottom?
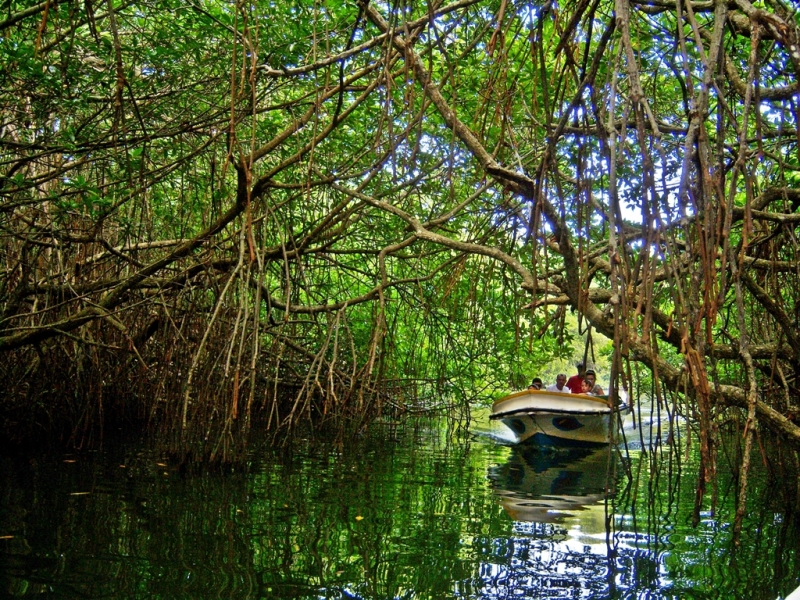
489, 444, 614, 524
483, 445, 625, 598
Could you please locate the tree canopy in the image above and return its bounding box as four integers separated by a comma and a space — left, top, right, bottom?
2, 0, 800, 511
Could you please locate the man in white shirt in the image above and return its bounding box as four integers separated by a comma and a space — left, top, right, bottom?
546, 373, 572, 393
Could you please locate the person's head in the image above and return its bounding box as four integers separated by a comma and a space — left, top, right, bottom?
556, 373, 567, 388
576, 362, 585, 375
581, 379, 592, 393
530, 377, 543, 390
584, 369, 596, 386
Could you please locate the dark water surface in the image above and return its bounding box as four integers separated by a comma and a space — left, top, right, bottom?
1, 413, 798, 599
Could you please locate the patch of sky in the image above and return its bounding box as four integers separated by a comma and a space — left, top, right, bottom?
515, 1, 552, 27
759, 101, 796, 128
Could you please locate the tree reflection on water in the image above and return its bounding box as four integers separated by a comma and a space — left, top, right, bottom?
0, 419, 797, 599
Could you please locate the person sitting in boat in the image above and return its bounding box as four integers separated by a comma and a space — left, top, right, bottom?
528, 377, 543, 391
546, 373, 572, 393
566, 362, 586, 394
580, 369, 604, 395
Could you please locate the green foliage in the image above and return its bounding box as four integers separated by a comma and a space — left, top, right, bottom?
1, 0, 798, 457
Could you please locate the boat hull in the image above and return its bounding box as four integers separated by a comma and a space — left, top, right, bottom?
490, 390, 626, 446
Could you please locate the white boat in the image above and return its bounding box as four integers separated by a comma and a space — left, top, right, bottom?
785, 584, 800, 600
490, 389, 629, 446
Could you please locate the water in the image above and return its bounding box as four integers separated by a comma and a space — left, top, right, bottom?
0, 413, 798, 599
